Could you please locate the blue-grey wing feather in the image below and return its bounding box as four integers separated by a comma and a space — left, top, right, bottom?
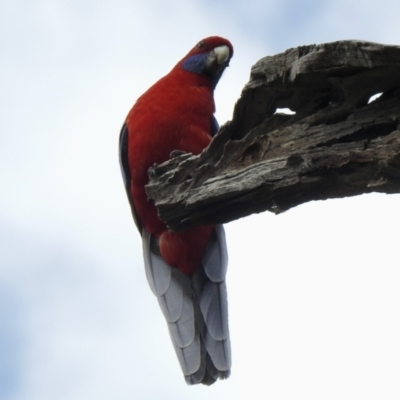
211, 115, 219, 137
119, 123, 142, 232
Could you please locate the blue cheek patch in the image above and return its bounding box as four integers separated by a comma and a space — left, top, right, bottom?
181, 54, 208, 74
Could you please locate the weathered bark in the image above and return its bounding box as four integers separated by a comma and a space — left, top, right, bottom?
146, 40, 400, 231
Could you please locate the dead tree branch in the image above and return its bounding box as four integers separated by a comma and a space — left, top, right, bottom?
146, 40, 400, 231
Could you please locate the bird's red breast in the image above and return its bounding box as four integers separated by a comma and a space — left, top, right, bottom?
125, 36, 232, 274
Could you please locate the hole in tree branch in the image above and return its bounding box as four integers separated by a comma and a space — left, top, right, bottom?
368, 93, 383, 104
275, 108, 296, 115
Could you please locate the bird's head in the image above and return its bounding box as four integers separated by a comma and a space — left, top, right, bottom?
179, 36, 233, 87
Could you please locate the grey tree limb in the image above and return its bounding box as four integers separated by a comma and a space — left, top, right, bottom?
146, 40, 400, 231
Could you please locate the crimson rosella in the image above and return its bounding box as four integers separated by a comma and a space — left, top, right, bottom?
119, 36, 233, 385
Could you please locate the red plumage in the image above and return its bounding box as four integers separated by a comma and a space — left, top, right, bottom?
125, 36, 232, 274
120, 36, 233, 384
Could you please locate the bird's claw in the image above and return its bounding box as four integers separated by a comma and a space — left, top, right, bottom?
148, 163, 158, 178
170, 150, 187, 159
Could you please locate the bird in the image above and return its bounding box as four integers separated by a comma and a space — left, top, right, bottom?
119, 36, 233, 385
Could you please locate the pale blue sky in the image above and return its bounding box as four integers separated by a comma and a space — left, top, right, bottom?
1, 1, 400, 399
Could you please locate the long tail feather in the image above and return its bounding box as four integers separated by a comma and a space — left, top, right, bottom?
142, 225, 231, 385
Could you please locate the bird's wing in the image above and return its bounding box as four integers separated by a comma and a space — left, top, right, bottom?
119, 122, 142, 233
210, 115, 219, 137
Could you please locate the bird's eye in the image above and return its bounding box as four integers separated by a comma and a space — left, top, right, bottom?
196, 41, 206, 49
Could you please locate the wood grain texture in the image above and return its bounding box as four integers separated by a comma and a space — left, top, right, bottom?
145, 40, 400, 231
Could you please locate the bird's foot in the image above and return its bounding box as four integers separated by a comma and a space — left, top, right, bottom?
147, 163, 158, 178
170, 150, 187, 159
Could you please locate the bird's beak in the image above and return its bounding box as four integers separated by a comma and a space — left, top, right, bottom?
212, 45, 231, 65
205, 45, 231, 77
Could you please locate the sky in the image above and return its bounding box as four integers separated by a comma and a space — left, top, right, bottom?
1, 0, 400, 399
